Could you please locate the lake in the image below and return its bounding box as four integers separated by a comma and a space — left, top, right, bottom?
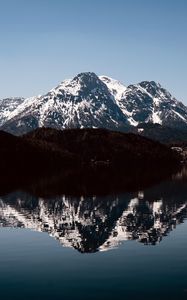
0, 168, 187, 300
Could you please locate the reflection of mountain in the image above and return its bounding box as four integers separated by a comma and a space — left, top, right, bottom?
1, 171, 187, 253
100, 198, 187, 251
0, 194, 128, 253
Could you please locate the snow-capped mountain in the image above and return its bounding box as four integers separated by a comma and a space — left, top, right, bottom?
119, 81, 187, 128
101, 78, 187, 127
1, 72, 187, 135
0, 97, 24, 127
1, 73, 128, 135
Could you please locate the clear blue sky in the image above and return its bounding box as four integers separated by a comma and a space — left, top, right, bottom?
0, 0, 186, 102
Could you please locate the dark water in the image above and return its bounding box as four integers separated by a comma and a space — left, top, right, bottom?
0, 168, 187, 300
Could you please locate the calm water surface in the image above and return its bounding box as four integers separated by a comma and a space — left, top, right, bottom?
0, 169, 187, 300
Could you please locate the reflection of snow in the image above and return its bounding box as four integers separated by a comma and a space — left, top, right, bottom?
0, 193, 187, 253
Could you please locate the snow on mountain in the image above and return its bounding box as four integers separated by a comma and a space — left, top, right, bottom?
99, 75, 127, 102
99, 75, 138, 126
0, 97, 25, 126
120, 81, 187, 128
1, 72, 187, 135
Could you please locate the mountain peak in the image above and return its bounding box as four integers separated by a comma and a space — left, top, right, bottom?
73, 72, 99, 83
139, 80, 162, 91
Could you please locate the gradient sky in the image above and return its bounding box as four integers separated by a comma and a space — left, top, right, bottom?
0, 0, 187, 102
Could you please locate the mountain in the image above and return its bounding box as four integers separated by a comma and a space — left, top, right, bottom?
119, 81, 187, 129
1, 73, 128, 135
102, 77, 187, 128
1, 72, 187, 135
